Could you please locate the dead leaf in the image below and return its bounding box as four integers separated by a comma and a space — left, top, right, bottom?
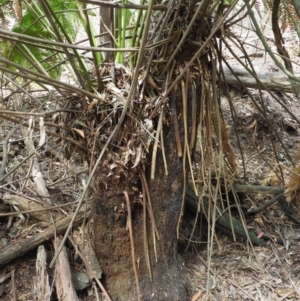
191, 290, 202, 301
276, 287, 295, 297
254, 214, 264, 227
147, 74, 161, 90
87, 99, 99, 112
132, 145, 142, 168
72, 128, 85, 138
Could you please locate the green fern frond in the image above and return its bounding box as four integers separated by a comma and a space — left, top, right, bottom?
1, 0, 80, 79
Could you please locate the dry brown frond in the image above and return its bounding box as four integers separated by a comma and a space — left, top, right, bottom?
264, 0, 297, 31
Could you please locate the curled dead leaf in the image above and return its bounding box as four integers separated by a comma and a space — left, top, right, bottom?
254, 214, 264, 227
87, 99, 99, 112
147, 74, 161, 90
191, 290, 202, 301
71, 128, 85, 138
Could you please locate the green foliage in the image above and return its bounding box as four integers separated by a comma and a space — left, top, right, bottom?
2, 0, 80, 78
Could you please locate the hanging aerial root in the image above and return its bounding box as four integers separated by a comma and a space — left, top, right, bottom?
150, 108, 164, 179
211, 111, 237, 174
159, 108, 168, 176
140, 170, 160, 241
177, 71, 199, 238
140, 170, 152, 280
170, 91, 183, 157
123, 191, 141, 301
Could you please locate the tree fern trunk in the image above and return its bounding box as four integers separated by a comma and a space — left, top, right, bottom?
93, 86, 197, 300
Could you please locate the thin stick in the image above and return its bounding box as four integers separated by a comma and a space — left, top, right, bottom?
11, 270, 16, 301
153, 225, 157, 263
246, 193, 284, 214
123, 191, 141, 301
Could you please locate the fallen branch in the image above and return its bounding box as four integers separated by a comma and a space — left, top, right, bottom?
0, 209, 89, 268
33, 245, 51, 301
222, 64, 299, 93
55, 236, 80, 301
185, 188, 267, 246
3, 195, 61, 224
233, 184, 284, 194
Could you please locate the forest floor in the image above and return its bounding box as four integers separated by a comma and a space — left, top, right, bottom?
184, 87, 300, 300
1, 7, 300, 301
184, 15, 300, 301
